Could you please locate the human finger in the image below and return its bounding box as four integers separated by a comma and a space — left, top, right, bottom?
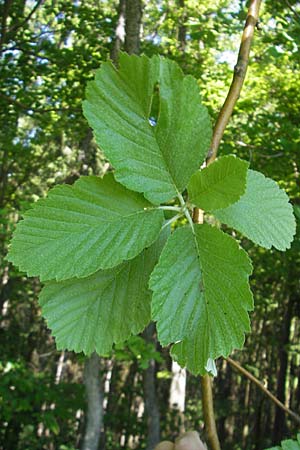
175, 431, 206, 450
154, 441, 175, 450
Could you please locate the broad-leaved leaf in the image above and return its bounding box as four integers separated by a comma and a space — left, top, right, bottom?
213, 170, 296, 251
7, 174, 163, 281
83, 53, 212, 204
39, 232, 167, 354
281, 441, 300, 450
188, 155, 249, 210
150, 224, 253, 374
265, 437, 300, 450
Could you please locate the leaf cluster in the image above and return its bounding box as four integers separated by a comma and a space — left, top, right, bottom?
7, 54, 296, 375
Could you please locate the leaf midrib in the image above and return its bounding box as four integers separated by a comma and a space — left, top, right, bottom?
20, 207, 161, 236
192, 168, 243, 198
115, 62, 182, 199
183, 229, 211, 346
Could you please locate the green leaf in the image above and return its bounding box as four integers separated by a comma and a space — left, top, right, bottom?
188, 155, 249, 210
213, 170, 296, 251
83, 53, 212, 204
39, 232, 167, 355
281, 440, 300, 450
150, 224, 253, 375
265, 437, 300, 450
7, 174, 163, 281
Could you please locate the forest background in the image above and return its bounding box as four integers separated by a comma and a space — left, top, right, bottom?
0, 0, 300, 449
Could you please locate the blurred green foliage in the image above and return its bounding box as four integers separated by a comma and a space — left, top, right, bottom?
0, 0, 300, 448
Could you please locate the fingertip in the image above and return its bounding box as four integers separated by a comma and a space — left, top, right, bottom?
175, 431, 206, 450
154, 441, 175, 450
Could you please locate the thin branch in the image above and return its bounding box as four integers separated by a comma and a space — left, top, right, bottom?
235, 141, 284, 158
192, 200, 219, 449
0, 92, 80, 114
193, 3, 263, 449
284, 0, 300, 23
258, 152, 284, 158
200, 375, 221, 450
226, 356, 300, 426
209, 0, 262, 163
7, 0, 45, 34
8, 46, 56, 63
0, 91, 29, 110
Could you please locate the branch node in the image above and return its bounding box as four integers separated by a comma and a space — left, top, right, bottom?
234, 60, 247, 78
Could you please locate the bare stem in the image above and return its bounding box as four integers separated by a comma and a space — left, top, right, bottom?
209, 0, 262, 164
194, 2, 263, 449
226, 356, 300, 425
201, 375, 221, 450
158, 206, 182, 212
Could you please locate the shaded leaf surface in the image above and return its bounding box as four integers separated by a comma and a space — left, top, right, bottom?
39, 232, 167, 355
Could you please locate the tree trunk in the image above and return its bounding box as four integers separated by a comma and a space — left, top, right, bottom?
169, 361, 186, 434
143, 323, 161, 450
81, 353, 104, 450
272, 296, 293, 444
125, 0, 142, 55
120, 360, 138, 447
253, 396, 264, 450
169, 361, 186, 413
177, 0, 186, 52
217, 359, 232, 443
111, 0, 126, 63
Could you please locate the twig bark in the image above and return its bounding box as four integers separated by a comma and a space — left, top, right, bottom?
192, 204, 220, 450
209, 0, 262, 163
110, 0, 126, 63
201, 375, 221, 450
226, 356, 300, 426
194, 2, 263, 449
125, 0, 142, 55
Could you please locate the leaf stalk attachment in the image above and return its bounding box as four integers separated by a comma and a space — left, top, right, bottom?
177, 192, 194, 231
162, 213, 182, 229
